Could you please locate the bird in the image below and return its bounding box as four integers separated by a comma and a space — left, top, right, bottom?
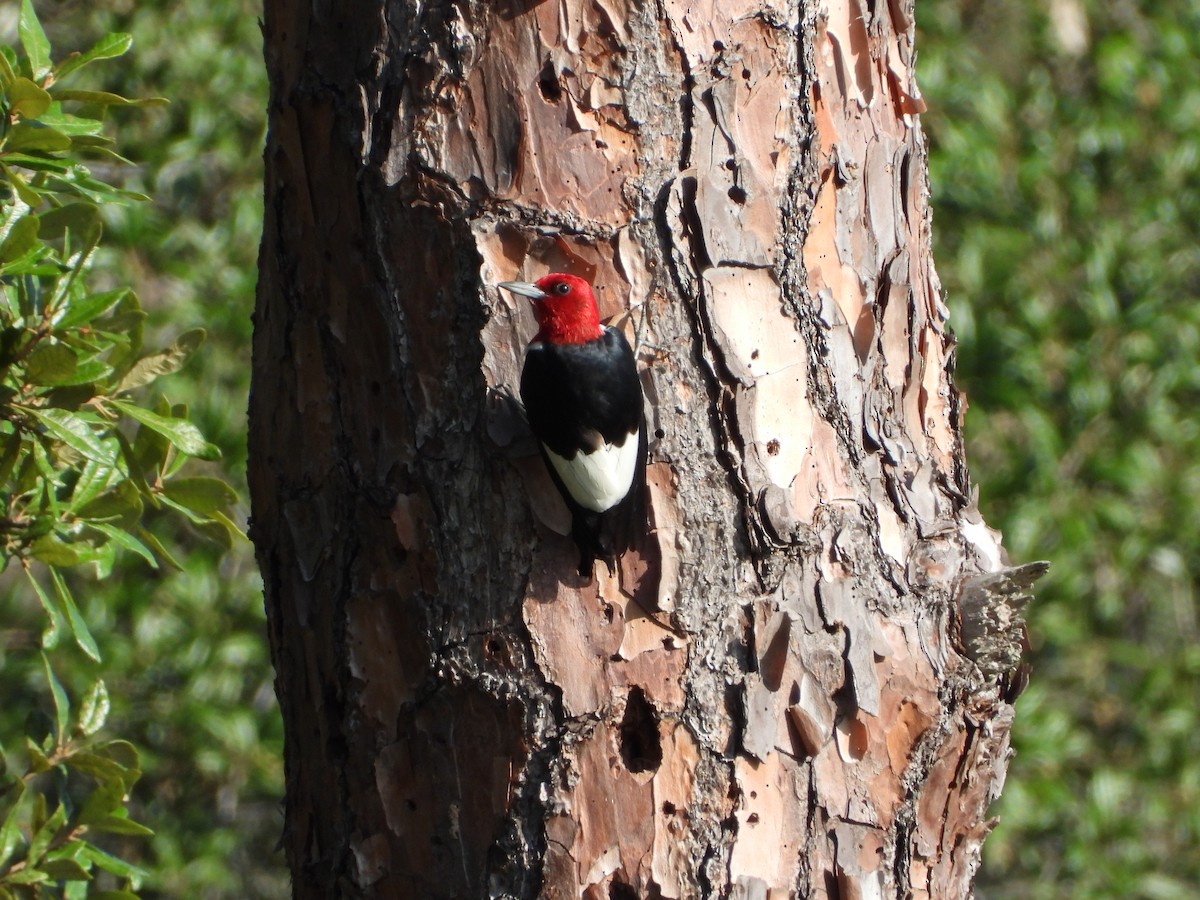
497, 272, 647, 576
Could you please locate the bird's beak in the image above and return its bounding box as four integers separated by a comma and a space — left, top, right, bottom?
497, 281, 546, 302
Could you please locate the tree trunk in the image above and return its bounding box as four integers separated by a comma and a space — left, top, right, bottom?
250, 1, 1041, 897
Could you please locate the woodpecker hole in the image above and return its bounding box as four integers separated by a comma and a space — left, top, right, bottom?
662, 801, 676, 815
538, 60, 563, 103
654, 428, 665, 440
619, 687, 662, 773
728, 185, 748, 205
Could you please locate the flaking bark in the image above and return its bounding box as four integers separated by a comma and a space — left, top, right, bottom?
250, 1, 1044, 897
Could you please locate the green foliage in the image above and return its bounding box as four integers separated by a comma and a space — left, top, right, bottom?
0, 2, 242, 895
4, 1, 283, 896
919, 0, 1200, 895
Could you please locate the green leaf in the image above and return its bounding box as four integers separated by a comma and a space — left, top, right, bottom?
38, 202, 102, 244
77, 678, 109, 736
113, 328, 206, 393
210, 508, 250, 544
0, 430, 22, 487
40, 857, 93, 882
6, 121, 72, 153
25, 737, 52, 774
134, 526, 182, 571
94, 740, 139, 775
111, 430, 150, 497
7, 77, 52, 118
86, 522, 157, 569
77, 478, 144, 525
27, 802, 67, 865
0, 45, 16, 86
108, 398, 220, 460
25, 343, 79, 385
160, 476, 238, 517
35, 110, 105, 137
52, 33, 133, 83
0, 215, 39, 264
55, 287, 128, 330
78, 843, 149, 882
26, 407, 116, 466
89, 813, 153, 838
50, 567, 101, 662
67, 456, 119, 515
76, 776, 125, 827
63, 751, 124, 782
41, 653, 69, 743
24, 565, 63, 650
29, 534, 84, 566
4, 867, 49, 884
1, 161, 42, 205
18, 0, 52, 80
0, 781, 25, 864
52, 89, 167, 109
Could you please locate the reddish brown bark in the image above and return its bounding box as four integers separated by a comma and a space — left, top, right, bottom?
250, 1, 1040, 897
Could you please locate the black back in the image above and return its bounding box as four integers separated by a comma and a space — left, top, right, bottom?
521, 326, 646, 575
521, 327, 642, 458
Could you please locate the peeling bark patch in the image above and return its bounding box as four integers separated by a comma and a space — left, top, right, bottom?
620, 687, 664, 774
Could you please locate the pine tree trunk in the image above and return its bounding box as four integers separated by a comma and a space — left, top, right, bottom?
250, 1, 1040, 897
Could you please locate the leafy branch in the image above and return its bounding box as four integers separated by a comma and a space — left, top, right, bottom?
0, 2, 241, 895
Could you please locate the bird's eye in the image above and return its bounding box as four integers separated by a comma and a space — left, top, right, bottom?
554, 282, 571, 295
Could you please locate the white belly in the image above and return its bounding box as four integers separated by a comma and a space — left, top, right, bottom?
545, 438, 639, 512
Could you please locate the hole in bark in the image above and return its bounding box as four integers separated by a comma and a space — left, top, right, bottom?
742, 67, 751, 80
654, 428, 665, 439
728, 185, 748, 205
538, 60, 563, 103
609, 883, 638, 900
713, 40, 725, 51
662, 801, 676, 815
619, 687, 662, 773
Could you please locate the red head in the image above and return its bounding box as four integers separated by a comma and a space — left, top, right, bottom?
498, 273, 603, 345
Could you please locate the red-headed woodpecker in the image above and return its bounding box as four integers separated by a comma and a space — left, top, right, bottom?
498, 273, 646, 575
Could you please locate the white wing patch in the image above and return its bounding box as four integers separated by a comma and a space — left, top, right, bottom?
545, 436, 639, 513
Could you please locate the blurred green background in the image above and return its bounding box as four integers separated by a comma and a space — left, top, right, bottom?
919, 0, 1200, 897
0, 1, 283, 896
2, 0, 1196, 896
